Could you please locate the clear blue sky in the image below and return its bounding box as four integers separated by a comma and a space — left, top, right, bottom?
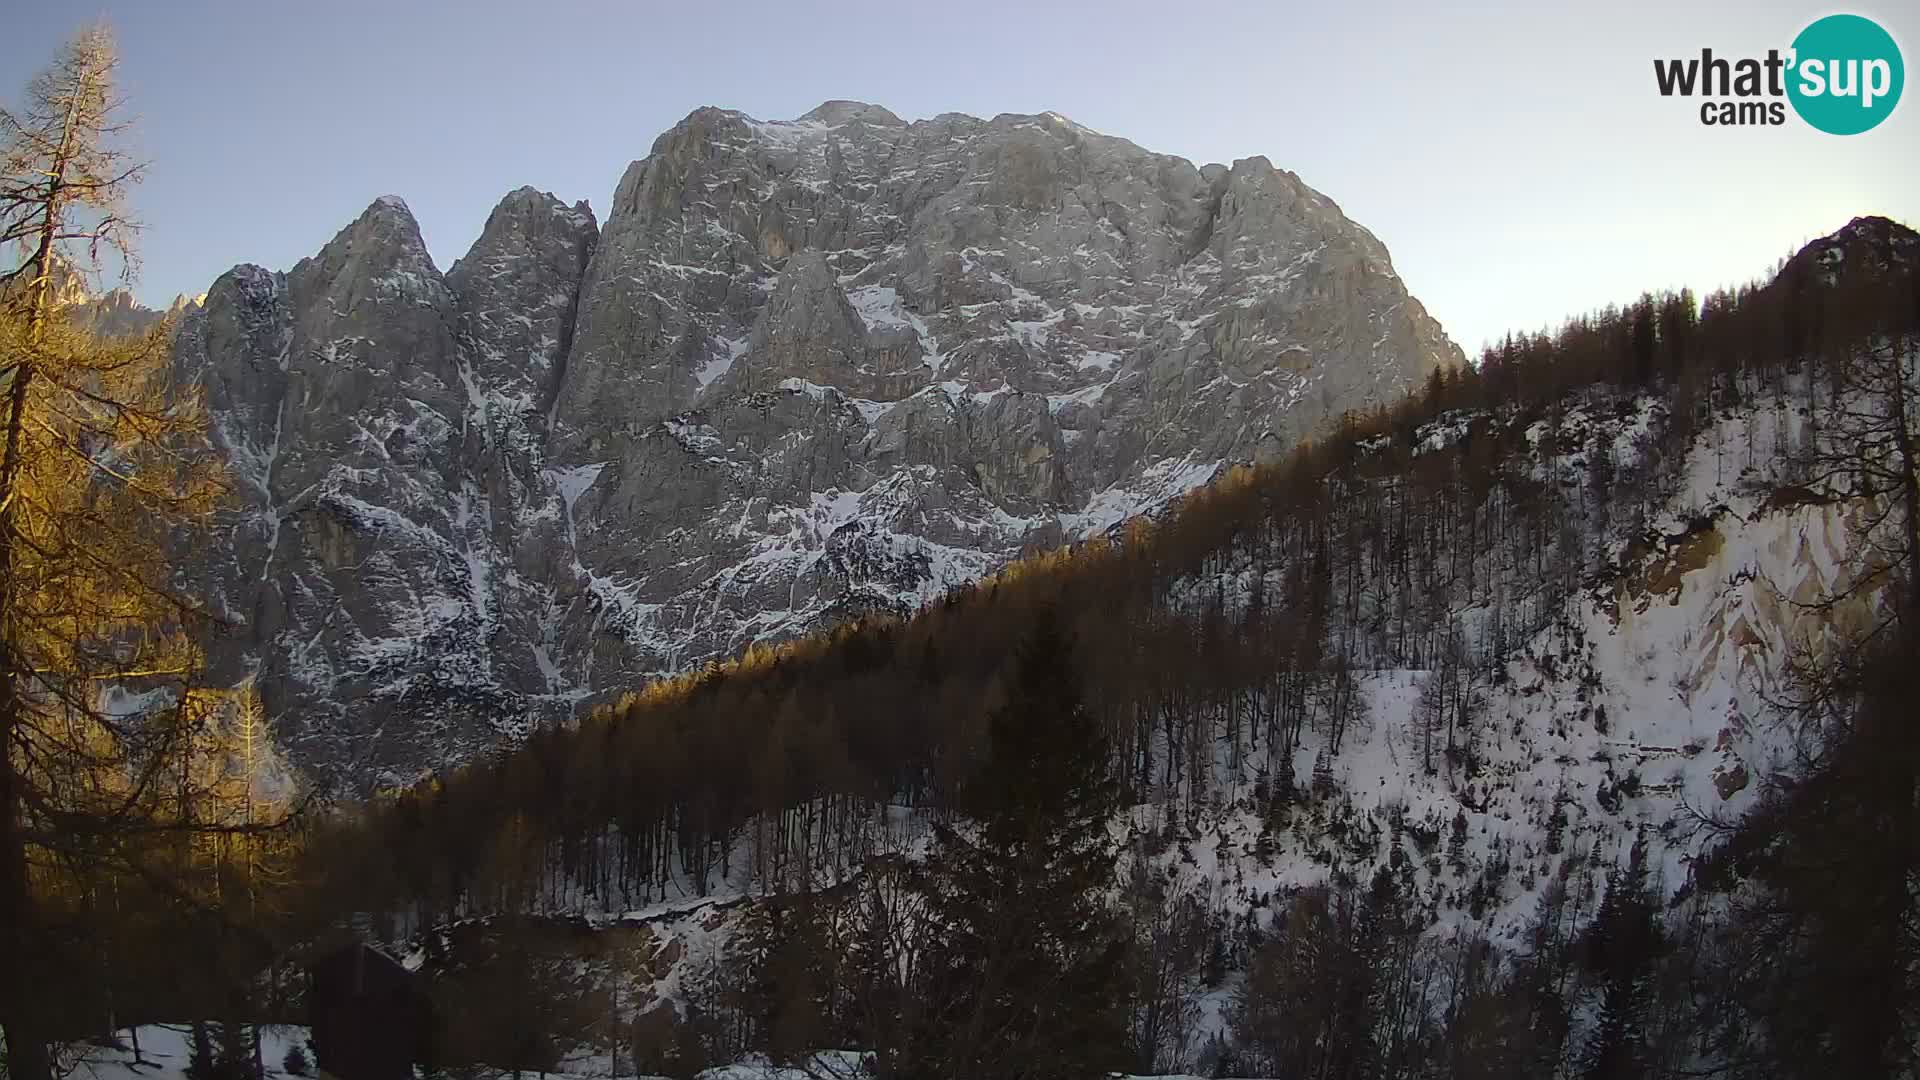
7, 0, 1917, 353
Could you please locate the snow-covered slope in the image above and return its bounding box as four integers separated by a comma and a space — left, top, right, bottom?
477, 345, 1895, 1071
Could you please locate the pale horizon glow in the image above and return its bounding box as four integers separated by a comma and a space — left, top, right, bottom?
5, 0, 1917, 355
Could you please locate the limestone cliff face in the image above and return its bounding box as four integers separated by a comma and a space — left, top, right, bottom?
171, 195, 599, 782
168, 103, 1463, 786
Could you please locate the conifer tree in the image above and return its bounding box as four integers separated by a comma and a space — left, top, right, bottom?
1447, 808, 1468, 872
902, 609, 1128, 1080
1579, 833, 1659, 1080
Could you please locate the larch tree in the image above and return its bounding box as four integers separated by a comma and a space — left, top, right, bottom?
0, 24, 141, 311
0, 25, 247, 1079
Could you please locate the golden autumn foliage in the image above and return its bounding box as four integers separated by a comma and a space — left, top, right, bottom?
0, 300, 232, 848
2, 24, 302, 1070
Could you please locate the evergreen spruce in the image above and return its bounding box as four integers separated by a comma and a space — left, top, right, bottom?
1579, 832, 1658, 1080
1275, 748, 1298, 809
903, 608, 1128, 1080
1448, 808, 1469, 872
1311, 750, 1336, 800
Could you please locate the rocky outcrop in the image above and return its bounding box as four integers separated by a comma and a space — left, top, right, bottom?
448, 187, 598, 418
165, 103, 1463, 786
174, 195, 591, 784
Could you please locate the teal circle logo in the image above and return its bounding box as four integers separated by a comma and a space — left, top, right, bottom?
1787, 14, 1903, 134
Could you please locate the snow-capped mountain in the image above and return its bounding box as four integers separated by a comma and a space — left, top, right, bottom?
165, 102, 1461, 786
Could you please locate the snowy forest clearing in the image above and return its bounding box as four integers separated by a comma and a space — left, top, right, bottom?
62, 1027, 309, 1080
60, 1027, 1289, 1080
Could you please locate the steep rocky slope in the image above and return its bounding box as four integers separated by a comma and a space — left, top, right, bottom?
166, 102, 1460, 785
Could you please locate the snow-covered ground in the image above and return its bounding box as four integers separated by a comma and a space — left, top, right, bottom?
66, 1026, 310, 1080
67, 1027, 1279, 1080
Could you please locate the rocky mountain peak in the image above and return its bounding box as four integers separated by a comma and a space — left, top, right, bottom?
447, 186, 598, 409
291, 195, 447, 310
798, 100, 905, 127
168, 102, 1469, 786
1782, 214, 1919, 288
720, 249, 904, 400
